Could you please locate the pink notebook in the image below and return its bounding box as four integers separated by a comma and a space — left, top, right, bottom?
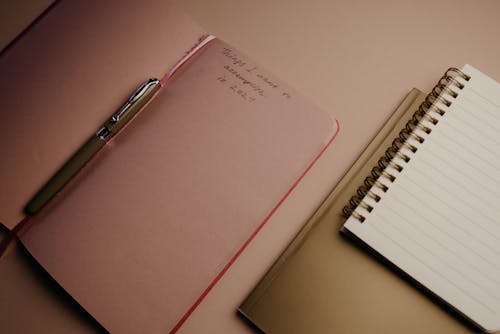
0, 1, 338, 333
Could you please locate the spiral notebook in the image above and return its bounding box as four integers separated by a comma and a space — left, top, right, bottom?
342, 64, 500, 332
240, 65, 500, 333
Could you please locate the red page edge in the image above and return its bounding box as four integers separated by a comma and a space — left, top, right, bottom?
169, 118, 340, 334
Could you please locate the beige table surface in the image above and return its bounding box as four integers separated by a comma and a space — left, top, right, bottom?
1, 0, 500, 333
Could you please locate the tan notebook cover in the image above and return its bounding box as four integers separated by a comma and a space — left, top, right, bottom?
239, 89, 483, 334
0, 1, 337, 333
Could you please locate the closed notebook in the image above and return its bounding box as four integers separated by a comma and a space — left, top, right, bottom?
0, 1, 338, 333
239, 89, 438, 334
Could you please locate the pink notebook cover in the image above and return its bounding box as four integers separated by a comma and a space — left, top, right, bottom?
0, 1, 338, 333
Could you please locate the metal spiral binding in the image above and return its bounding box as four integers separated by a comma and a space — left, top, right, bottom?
342, 68, 471, 223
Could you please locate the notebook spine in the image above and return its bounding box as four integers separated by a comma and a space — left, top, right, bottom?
342, 67, 471, 223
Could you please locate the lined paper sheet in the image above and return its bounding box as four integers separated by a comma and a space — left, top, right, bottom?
344, 65, 500, 332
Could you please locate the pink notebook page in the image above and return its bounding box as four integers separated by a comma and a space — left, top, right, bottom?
0, 0, 205, 229
20, 37, 338, 333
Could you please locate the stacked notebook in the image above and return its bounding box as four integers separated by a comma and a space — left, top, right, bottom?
342, 65, 500, 331
241, 65, 500, 333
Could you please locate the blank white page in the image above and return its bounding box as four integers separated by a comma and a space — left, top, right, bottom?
344, 65, 500, 332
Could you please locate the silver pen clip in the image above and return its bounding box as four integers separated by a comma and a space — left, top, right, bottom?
98, 78, 161, 140
111, 78, 161, 123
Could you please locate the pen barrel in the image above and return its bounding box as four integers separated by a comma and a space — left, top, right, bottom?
24, 79, 161, 216
24, 136, 106, 215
